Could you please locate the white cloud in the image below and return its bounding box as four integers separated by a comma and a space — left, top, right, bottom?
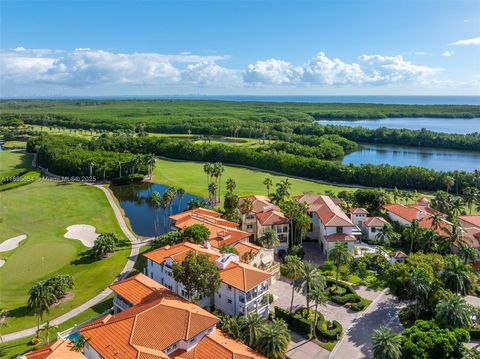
442, 51, 454, 57
244, 59, 301, 85
414, 51, 428, 56
449, 36, 480, 46
182, 61, 240, 86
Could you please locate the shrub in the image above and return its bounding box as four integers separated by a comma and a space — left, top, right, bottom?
317, 320, 343, 341
350, 299, 369, 312
325, 277, 355, 294
329, 286, 346, 296
331, 293, 361, 305
111, 173, 144, 185
274, 306, 313, 337
263, 293, 274, 304
469, 328, 480, 339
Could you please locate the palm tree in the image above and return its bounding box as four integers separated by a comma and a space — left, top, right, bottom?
375, 223, 396, 244
176, 188, 186, 210
259, 228, 280, 249
28, 282, 56, 335
263, 177, 273, 195
38, 320, 57, 345
226, 178, 236, 193
88, 160, 95, 178
328, 243, 352, 289
276, 179, 292, 201
239, 198, 253, 216
444, 176, 455, 194
403, 219, 422, 253
457, 243, 479, 264
436, 295, 474, 328
463, 187, 478, 214
280, 255, 304, 312
256, 320, 291, 359
371, 326, 402, 359
213, 162, 224, 204
240, 314, 266, 348
408, 267, 432, 320
391, 187, 401, 204
442, 256, 472, 295
71, 335, 89, 352
208, 182, 217, 206
144, 154, 156, 179
203, 162, 213, 187
297, 261, 320, 314
309, 277, 327, 338
430, 213, 444, 232
149, 191, 162, 236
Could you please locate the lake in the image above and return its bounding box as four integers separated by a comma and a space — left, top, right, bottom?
110, 182, 203, 237
317, 117, 480, 134
342, 144, 480, 172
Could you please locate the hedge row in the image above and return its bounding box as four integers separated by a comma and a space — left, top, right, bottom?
274, 306, 313, 337
316, 319, 343, 341
469, 328, 480, 339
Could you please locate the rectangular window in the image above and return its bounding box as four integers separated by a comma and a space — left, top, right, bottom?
371, 227, 377, 233
247, 224, 253, 230
227, 299, 232, 304
336, 227, 343, 234
228, 285, 232, 290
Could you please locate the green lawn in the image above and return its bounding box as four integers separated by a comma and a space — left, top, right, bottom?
0, 297, 113, 359
0, 150, 33, 178
0, 180, 130, 333
1, 141, 27, 150
152, 158, 356, 199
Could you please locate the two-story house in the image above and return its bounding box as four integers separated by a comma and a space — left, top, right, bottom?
79, 273, 265, 359
294, 194, 357, 254
170, 208, 251, 249
349, 208, 369, 226
238, 195, 290, 251
144, 242, 272, 318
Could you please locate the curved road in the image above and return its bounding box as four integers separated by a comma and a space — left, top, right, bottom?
2, 184, 152, 342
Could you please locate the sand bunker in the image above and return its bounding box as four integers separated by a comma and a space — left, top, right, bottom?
0, 259, 5, 267
0, 234, 27, 252
64, 225, 99, 248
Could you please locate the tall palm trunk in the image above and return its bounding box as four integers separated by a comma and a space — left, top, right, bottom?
290, 280, 295, 312
335, 263, 340, 289
313, 304, 319, 338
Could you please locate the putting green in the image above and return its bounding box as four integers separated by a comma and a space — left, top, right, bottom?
0, 180, 130, 333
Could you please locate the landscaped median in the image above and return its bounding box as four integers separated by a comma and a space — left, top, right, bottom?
274, 306, 344, 351
325, 278, 372, 312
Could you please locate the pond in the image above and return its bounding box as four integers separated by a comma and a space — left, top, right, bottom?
110, 182, 203, 237
342, 144, 480, 172
317, 117, 480, 134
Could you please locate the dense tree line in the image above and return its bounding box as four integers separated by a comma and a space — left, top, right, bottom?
26, 135, 151, 179
2, 99, 480, 151
28, 135, 478, 192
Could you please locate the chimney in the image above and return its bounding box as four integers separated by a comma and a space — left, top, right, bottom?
416, 211, 425, 221
203, 241, 211, 250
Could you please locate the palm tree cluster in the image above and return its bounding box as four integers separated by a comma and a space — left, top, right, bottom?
203, 162, 224, 206
149, 187, 185, 236
92, 232, 119, 258
219, 313, 291, 359
27, 274, 75, 336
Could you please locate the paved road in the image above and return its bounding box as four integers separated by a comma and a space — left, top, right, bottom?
2, 184, 150, 342
330, 291, 404, 359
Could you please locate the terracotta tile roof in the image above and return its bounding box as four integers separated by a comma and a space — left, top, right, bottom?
240, 195, 278, 214
349, 208, 369, 214
294, 195, 353, 227
383, 204, 420, 222
418, 216, 452, 237
110, 273, 170, 306
144, 243, 271, 292
324, 233, 357, 242
363, 217, 389, 227
459, 216, 480, 228
455, 227, 480, 249
232, 242, 261, 260
25, 340, 85, 359
417, 197, 431, 204
220, 261, 271, 292
255, 210, 289, 226
170, 208, 250, 248
81, 293, 218, 359
170, 208, 222, 220
173, 330, 266, 359
391, 250, 408, 259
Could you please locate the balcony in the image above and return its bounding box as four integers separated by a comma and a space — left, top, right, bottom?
114, 296, 132, 311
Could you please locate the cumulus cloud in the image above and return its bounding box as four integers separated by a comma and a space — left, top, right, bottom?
0, 47, 446, 92
449, 36, 480, 46
0, 48, 233, 87
442, 51, 454, 57
244, 52, 440, 86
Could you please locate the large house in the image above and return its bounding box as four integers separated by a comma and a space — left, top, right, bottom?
456, 215, 480, 260
80, 273, 265, 359
23, 339, 85, 359
362, 216, 389, 241
294, 194, 358, 253
383, 200, 452, 237
144, 242, 272, 317
238, 195, 290, 251
170, 208, 251, 249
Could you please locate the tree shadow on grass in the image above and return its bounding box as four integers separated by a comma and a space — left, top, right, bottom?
70, 249, 98, 265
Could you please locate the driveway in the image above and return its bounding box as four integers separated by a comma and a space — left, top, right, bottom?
287, 331, 329, 359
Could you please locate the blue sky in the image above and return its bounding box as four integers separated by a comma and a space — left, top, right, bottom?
1, 0, 479, 97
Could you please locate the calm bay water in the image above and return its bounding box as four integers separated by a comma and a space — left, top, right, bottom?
342, 144, 480, 172
110, 182, 202, 237
316, 117, 480, 134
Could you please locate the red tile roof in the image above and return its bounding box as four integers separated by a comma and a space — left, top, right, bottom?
232, 242, 261, 261
349, 208, 369, 214
324, 233, 357, 242
459, 216, 480, 228
255, 210, 289, 226
25, 340, 85, 359
363, 216, 389, 227
295, 195, 353, 227
240, 195, 278, 214
144, 243, 271, 292
110, 273, 170, 306
383, 204, 420, 222
81, 292, 219, 359
171, 208, 250, 248
391, 250, 408, 259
